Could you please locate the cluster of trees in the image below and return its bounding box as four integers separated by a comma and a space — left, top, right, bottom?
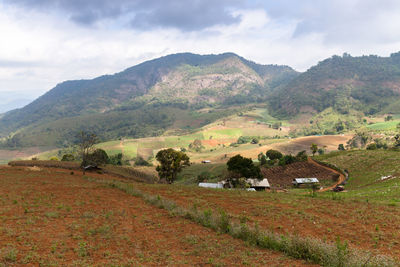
340, 129, 400, 150
257, 149, 308, 167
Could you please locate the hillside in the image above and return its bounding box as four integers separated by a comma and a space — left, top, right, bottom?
269, 52, 400, 117
0, 53, 297, 147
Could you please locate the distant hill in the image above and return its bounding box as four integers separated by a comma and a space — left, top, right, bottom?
0, 52, 297, 147
269, 52, 400, 117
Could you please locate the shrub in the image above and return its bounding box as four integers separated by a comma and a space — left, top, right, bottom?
61, 154, 75, 161
197, 171, 212, 183
83, 149, 109, 166
109, 153, 123, 165
134, 156, 151, 166
266, 149, 283, 160
366, 143, 377, 150
295, 150, 308, 162
279, 155, 296, 166
338, 144, 345, 151
49, 157, 59, 161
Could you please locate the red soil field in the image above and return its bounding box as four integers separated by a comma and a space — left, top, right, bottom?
0, 166, 312, 266
134, 182, 400, 260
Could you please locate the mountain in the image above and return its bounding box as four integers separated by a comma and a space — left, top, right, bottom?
0, 52, 298, 147
269, 52, 400, 117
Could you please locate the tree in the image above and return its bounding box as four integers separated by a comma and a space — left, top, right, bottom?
85, 149, 109, 166
227, 154, 261, 179
76, 131, 98, 173
279, 154, 296, 166
385, 115, 393, 121
394, 134, 400, 148
338, 144, 345, 151
310, 143, 318, 156
61, 154, 75, 161
295, 150, 308, 162
156, 148, 190, 184
266, 149, 283, 160
109, 153, 123, 165
257, 152, 267, 165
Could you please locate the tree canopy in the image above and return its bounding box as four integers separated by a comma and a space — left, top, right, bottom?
156, 148, 190, 184
227, 154, 261, 179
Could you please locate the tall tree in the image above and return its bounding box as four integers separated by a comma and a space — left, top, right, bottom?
310, 143, 318, 156
156, 148, 190, 184
76, 131, 98, 172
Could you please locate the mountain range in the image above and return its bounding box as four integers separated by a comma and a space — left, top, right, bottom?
1, 51, 400, 147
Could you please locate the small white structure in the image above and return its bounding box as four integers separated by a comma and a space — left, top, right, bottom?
246, 178, 270, 191
292, 178, 319, 187
201, 160, 211, 164
198, 182, 224, 189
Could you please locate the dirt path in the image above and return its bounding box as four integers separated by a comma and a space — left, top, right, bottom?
307, 157, 346, 192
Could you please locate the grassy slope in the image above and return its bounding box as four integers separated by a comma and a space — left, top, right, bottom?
315, 149, 400, 204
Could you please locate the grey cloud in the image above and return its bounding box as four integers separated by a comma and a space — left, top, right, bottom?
258, 0, 400, 45
4, 0, 244, 31
0, 59, 40, 68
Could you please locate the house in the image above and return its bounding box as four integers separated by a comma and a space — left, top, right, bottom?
201, 160, 211, 164
292, 178, 319, 187
198, 182, 224, 189
246, 178, 270, 191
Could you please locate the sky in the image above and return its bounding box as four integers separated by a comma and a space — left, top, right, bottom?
1, 0, 400, 107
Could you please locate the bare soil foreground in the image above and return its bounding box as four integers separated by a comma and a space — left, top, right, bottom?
0, 166, 312, 266
134, 181, 400, 260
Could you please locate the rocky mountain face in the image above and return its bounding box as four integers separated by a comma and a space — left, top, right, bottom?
0, 53, 297, 147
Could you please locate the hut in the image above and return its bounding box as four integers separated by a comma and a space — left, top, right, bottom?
292, 178, 319, 187
246, 178, 270, 191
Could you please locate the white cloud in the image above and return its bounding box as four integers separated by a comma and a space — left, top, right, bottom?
1, 1, 400, 105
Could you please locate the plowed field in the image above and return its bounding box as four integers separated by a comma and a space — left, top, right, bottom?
0, 166, 312, 266
133, 182, 400, 260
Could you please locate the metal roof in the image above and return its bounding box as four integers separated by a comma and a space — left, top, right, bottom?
199, 183, 224, 189
292, 178, 319, 184
246, 178, 270, 188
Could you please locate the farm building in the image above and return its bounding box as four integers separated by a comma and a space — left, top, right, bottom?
246, 178, 270, 191
198, 182, 224, 189
201, 160, 211, 164
292, 178, 319, 187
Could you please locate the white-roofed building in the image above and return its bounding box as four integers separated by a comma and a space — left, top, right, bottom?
292, 178, 319, 187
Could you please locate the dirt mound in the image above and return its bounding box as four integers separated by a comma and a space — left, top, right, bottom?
261, 161, 339, 188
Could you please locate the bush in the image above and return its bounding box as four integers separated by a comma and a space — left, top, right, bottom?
237, 136, 253, 144
366, 143, 377, 150
197, 171, 212, 183
109, 153, 123, 165
50, 157, 59, 161
61, 154, 75, 161
278, 155, 296, 166
266, 149, 283, 160
84, 149, 109, 166
295, 150, 308, 162
338, 144, 345, 151
135, 156, 151, 166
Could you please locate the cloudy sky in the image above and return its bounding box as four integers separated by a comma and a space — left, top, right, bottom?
1, 0, 400, 107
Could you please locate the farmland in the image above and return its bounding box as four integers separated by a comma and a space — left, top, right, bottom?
0, 166, 311, 266
1, 148, 400, 265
